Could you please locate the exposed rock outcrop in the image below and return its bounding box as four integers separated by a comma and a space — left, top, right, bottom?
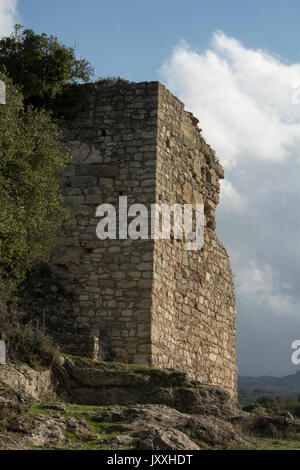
0, 364, 52, 400
0, 357, 294, 450
94, 404, 244, 450
53, 356, 242, 420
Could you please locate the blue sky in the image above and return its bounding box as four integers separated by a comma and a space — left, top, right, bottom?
2, 1, 300, 377
16, 0, 300, 81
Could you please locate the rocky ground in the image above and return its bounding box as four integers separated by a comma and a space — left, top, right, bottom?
0, 355, 298, 450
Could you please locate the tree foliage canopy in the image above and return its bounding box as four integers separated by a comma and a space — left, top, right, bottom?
0, 25, 94, 108
0, 73, 70, 286
244, 394, 300, 416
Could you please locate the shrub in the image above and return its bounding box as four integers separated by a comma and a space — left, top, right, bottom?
0, 25, 94, 109
0, 302, 57, 369
0, 73, 70, 288
243, 394, 300, 416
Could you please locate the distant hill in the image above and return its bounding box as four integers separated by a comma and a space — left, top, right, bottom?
238, 371, 300, 404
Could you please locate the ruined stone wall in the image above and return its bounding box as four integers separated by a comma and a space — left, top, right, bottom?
50, 80, 237, 397
52, 80, 158, 363
151, 84, 237, 397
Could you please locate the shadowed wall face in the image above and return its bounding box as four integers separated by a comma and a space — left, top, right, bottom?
52, 81, 158, 363
51, 80, 237, 397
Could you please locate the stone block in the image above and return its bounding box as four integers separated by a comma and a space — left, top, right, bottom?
71, 176, 97, 187
0, 80, 5, 104
0, 341, 5, 365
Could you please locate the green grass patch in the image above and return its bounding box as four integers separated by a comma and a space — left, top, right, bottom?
87, 419, 121, 438
27, 401, 132, 450
64, 432, 78, 442
247, 437, 300, 450
66, 404, 102, 412
24, 443, 58, 450
29, 403, 53, 416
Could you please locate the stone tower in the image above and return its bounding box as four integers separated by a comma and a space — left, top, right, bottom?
52, 80, 237, 397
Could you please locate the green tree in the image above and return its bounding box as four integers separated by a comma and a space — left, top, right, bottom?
0, 25, 94, 109
244, 394, 300, 415
0, 73, 70, 287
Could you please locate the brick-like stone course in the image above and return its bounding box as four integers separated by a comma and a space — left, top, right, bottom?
51, 79, 237, 397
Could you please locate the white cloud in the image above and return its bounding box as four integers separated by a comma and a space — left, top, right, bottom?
159, 32, 300, 169
219, 179, 245, 213
238, 261, 297, 318
0, 0, 19, 38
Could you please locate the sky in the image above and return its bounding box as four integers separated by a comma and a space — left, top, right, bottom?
2, 0, 300, 377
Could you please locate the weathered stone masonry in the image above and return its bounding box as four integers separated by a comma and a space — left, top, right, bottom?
51, 80, 237, 397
